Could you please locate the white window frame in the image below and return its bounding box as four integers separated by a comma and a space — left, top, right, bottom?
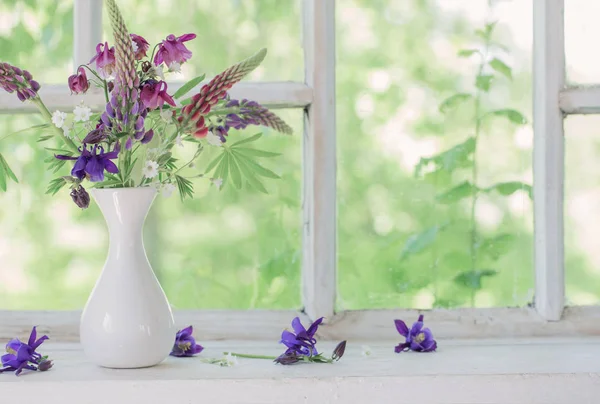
1, 0, 599, 341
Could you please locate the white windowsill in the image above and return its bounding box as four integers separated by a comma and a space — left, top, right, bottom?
2, 338, 600, 404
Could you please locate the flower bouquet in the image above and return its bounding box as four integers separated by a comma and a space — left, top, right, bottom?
0, 0, 292, 368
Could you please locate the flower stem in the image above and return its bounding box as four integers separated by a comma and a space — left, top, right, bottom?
31, 98, 79, 154
223, 352, 277, 360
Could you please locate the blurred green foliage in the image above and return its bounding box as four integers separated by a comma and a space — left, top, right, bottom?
0, 0, 598, 310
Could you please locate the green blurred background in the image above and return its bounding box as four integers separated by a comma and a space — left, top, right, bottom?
0, 0, 598, 310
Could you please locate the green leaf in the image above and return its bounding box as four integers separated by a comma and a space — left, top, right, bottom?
230, 133, 263, 148
235, 156, 268, 194
475, 21, 497, 41
8, 123, 51, 137
0, 154, 18, 183
0, 164, 6, 191
220, 152, 230, 186
415, 137, 475, 176
45, 177, 67, 195
228, 153, 243, 190
454, 269, 498, 290
234, 152, 280, 179
485, 181, 533, 200
458, 49, 479, 58
175, 175, 194, 201
234, 148, 281, 158
436, 181, 478, 204
400, 223, 449, 260
173, 74, 206, 99
439, 93, 472, 113
475, 75, 494, 92
489, 58, 512, 79
37, 135, 54, 143
204, 151, 226, 174
477, 234, 515, 261
486, 109, 528, 125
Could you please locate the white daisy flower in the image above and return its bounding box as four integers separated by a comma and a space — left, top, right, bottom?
206, 131, 223, 147
361, 345, 372, 357
51, 111, 67, 129
160, 109, 173, 122
168, 62, 182, 73
161, 183, 176, 198
73, 104, 92, 122
142, 160, 159, 179
211, 178, 223, 189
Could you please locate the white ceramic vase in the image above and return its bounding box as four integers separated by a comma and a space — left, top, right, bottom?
80, 187, 175, 368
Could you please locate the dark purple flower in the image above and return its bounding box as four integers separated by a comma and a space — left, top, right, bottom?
0, 326, 49, 376
224, 99, 293, 135
394, 314, 437, 353
0, 62, 40, 102
37, 359, 53, 372
55, 144, 120, 182
141, 129, 154, 144
130, 34, 149, 60
70, 185, 90, 209
170, 326, 204, 357
280, 317, 323, 357
332, 340, 347, 361
274, 352, 302, 365
82, 128, 107, 144
68, 67, 89, 94
140, 80, 176, 110
153, 33, 196, 67
89, 42, 116, 78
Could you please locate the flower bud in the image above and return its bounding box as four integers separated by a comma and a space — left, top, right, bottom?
332, 340, 347, 361
274, 352, 301, 365
70, 186, 90, 209
38, 359, 53, 372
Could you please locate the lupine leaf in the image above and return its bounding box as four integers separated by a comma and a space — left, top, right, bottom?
45, 177, 67, 195
436, 181, 478, 204
400, 222, 449, 260
8, 123, 51, 137
489, 58, 512, 79
454, 269, 498, 290
486, 109, 527, 125
458, 49, 479, 58
204, 151, 225, 174
230, 133, 263, 148
175, 175, 194, 201
234, 152, 280, 179
234, 148, 281, 158
0, 154, 18, 183
475, 74, 494, 92
485, 181, 533, 199
0, 164, 6, 191
439, 93, 472, 113
173, 74, 206, 99
235, 156, 268, 194
220, 151, 230, 186
228, 153, 243, 190
477, 234, 515, 261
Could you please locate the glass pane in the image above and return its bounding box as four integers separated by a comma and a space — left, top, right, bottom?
565, 115, 600, 305
565, 0, 600, 84
0, 110, 302, 309
337, 0, 533, 309
103, 0, 303, 82
0, 0, 74, 83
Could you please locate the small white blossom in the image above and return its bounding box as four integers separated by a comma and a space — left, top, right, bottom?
160, 109, 173, 122
223, 353, 238, 367
206, 131, 223, 147
62, 125, 74, 139
154, 65, 165, 80
168, 62, 182, 73
361, 345, 372, 357
161, 183, 176, 198
211, 178, 223, 189
142, 160, 159, 179
174, 134, 184, 147
51, 111, 67, 129
73, 104, 92, 122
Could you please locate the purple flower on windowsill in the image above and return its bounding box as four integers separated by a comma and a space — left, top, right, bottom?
280, 317, 323, 357
170, 326, 204, 357
0, 326, 51, 376
394, 314, 437, 353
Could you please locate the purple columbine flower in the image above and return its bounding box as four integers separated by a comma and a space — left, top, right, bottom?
0, 326, 49, 376
89, 42, 116, 78
280, 317, 323, 357
55, 144, 120, 182
130, 33, 149, 60
153, 33, 196, 68
68, 67, 89, 94
394, 314, 437, 353
140, 80, 176, 110
170, 326, 204, 357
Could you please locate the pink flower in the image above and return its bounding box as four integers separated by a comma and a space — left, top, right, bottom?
140, 80, 176, 110
68, 67, 89, 94
153, 33, 196, 68
89, 42, 116, 78
130, 34, 149, 60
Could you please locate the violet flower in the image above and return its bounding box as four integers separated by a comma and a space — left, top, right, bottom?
140, 80, 176, 110
153, 33, 196, 68
280, 317, 323, 357
130, 33, 149, 60
394, 314, 437, 353
55, 144, 120, 182
224, 98, 293, 135
0, 326, 50, 376
0, 62, 40, 102
89, 42, 116, 78
170, 326, 204, 357
68, 67, 89, 94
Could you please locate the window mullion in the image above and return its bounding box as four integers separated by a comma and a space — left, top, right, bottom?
301, 0, 336, 321
74, 0, 103, 69
533, 0, 565, 321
